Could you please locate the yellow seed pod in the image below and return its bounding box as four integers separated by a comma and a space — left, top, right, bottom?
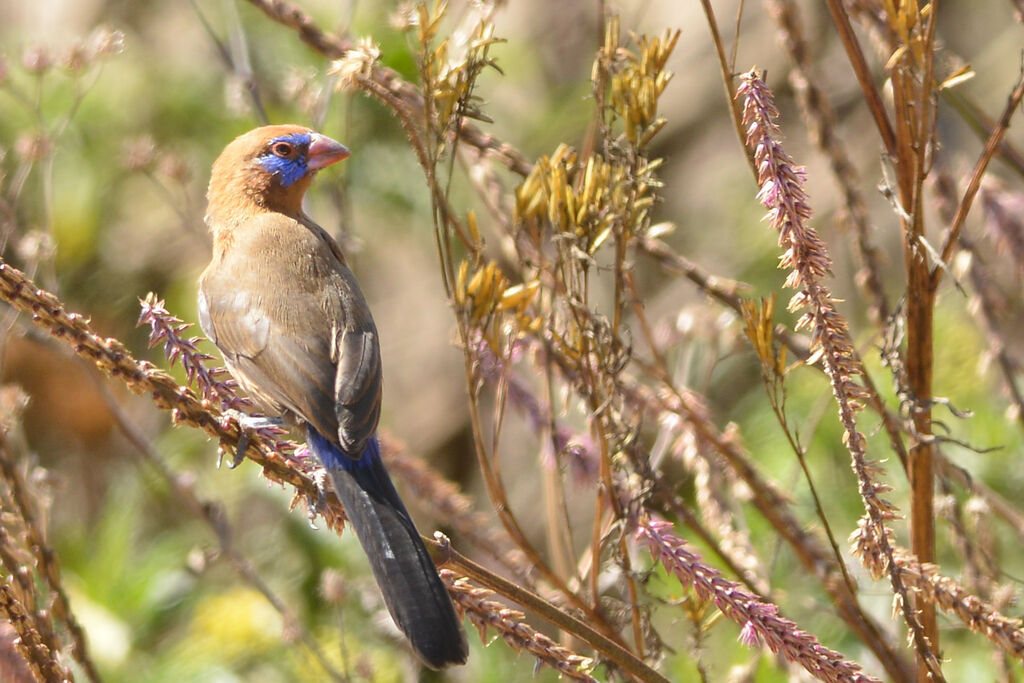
498, 280, 539, 311
454, 260, 469, 306
590, 226, 612, 254
564, 187, 577, 229
467, 210, 481, 245
466, 263, 486, 298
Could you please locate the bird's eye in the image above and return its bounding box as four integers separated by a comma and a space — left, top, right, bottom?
272, 142, 293, 157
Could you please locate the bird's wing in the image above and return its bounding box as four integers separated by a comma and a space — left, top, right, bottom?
334, 310, 382, 455
199, 213, 381, 450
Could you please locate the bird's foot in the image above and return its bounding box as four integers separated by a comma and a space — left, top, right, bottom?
218, 410, 284, 469
306, 468, 331, 529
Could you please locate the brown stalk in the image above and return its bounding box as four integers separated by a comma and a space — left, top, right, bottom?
696, 0, 756, 178
892, 549, 1024, 661
0, 258, 653, 676
442, 573, 597, 681
613, 374, 913, 682
736, 69, 934, 680
0, 430, 100, 683
940, 88, 1024, 178
886, 5, 941, 676
646, 217, 1024, 553
429, 539, 671, 683
0, 580, 71, 683
82, 374, 347, 682
767, 0, 890, 325
822, 0, 897, 156
935, 68, 1024, 281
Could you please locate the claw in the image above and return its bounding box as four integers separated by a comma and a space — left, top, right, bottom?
219, 409, 285, 469
231, 429, 251, 469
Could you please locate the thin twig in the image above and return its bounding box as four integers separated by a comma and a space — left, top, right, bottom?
935, 67, 1024, 281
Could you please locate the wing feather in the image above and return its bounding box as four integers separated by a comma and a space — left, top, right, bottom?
199, 213, 382, 456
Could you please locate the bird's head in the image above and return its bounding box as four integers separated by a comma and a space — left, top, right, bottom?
206, 124, 350, 225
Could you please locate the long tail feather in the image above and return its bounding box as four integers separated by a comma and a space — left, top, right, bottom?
308, 429, 468, 669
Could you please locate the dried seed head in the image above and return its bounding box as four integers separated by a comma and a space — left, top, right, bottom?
89, 27, 125, 57
328, 37, 380, 91
15, 132, 52, 161
21, 45, 51, 74
61, 41, 89, 72
319, 568, 348, 604
121, 136, 157, 172
389, 2, 417, 31
157, 152, 191, 183
16, 231, 56, 264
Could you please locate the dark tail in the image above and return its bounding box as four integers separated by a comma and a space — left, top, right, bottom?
308, 429, 468, 669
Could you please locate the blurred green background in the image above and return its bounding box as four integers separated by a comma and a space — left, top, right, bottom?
0, 0, 1022, 681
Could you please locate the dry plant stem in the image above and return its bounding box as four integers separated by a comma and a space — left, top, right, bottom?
847, 6, 1024, 180
766, 0, 890, 324
0, 580, 71, 683
0, 429, 100, 683
696, 0, 755, 177
0, 507, 70, 681
637, 235, 748, 315
442, 573, 597, 682
428, 540, 670, 683
0, 454, 64, 659
0, 260, 634, 673
245, 0, 531, 176
822, 0, 897, 156
892, 550, 1024, 662
960, 235, 1024, 435
453, 318, 623, 636
738, 71, 938, 680
86, 376, 346, 682
935, 68, 1024, 279
638, 518, 880, 683
604, 373, 913, 682
887, 5, 941, 675
377, 438, 529, 580
623, 276, 771, 597
539, 359, 576, 596
463, 331, 626, 643
940, 88, 1024, 178
647, 224, 1024, 551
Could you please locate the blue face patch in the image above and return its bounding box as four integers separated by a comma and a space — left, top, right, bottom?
257, 132, 312, 188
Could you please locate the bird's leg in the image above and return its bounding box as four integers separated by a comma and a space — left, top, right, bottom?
218, 409, 284, 469
306, 467, 331, 527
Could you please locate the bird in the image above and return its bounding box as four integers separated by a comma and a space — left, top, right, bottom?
197, 124, 468, 669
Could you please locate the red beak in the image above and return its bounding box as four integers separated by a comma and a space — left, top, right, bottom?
306, 133, 351, 170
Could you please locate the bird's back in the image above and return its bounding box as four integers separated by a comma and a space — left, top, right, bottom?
199, 211, 378, 445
